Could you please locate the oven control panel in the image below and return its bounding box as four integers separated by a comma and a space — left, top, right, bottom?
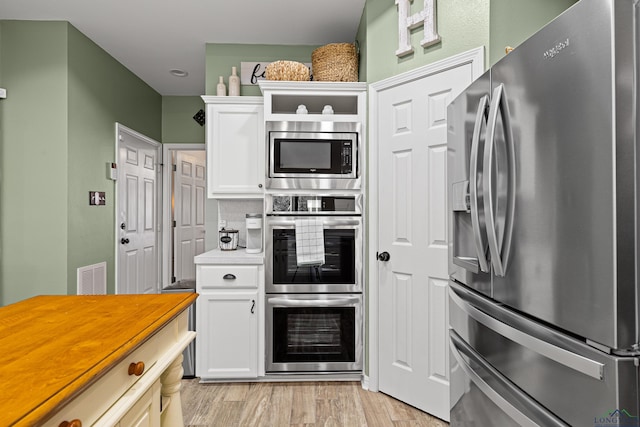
266, 194, 362, 215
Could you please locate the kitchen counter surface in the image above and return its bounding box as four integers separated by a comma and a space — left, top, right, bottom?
195, 248, 264, 265
0, 293, 197, 426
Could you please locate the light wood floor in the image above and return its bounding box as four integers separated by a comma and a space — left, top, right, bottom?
180, 379, 449, 427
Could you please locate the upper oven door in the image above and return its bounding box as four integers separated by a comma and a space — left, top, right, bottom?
266, 216, 362, 293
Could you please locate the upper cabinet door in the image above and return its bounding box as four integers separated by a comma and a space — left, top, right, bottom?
205, 97, 265, 198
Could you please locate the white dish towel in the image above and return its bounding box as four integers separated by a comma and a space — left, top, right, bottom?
295, 218, 325, 266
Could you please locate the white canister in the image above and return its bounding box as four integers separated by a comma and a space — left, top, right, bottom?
219, 228, 238, 250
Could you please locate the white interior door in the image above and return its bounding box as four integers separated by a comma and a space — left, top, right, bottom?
174, 150, 206, 283
376, 59, 477, 420
117, 125, 161, 294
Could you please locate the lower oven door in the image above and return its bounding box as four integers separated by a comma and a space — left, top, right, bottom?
266, 294, 363, 373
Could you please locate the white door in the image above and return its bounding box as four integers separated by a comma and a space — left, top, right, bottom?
117, 125, 161, 294
376, 60, 477, 420
174, 150, 206, 283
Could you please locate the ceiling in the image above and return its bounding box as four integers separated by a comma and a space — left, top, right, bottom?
0, 0, 366, 96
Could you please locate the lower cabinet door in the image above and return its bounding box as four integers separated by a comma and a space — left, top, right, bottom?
197, 291, 259, 379
117, 381, 161, 427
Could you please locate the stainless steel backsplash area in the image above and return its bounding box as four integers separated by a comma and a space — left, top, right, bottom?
217, 200, 264, 248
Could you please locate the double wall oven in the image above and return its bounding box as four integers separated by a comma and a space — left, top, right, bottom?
265, 194, 363, 373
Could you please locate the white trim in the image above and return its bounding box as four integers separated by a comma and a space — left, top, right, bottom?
114, 123, 162, 294
367, 46, 484, 393
161, 143, 206, 289
361, 374, 370, 391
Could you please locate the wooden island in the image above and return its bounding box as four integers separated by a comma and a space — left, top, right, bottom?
0, 293, 197, 427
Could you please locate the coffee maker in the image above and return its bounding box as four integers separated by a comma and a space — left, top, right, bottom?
245, 214, 263, 254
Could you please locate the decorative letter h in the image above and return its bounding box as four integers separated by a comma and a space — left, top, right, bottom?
396, 0, 441, 57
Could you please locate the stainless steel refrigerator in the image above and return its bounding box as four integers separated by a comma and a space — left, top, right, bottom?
447, 0, 640, 425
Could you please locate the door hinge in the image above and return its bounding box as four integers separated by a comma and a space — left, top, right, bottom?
172, 164, 177, 172
172, 276, 176, 283
173, 220, 176, 227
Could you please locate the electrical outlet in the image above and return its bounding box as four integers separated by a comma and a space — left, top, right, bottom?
218, 220, 227, 230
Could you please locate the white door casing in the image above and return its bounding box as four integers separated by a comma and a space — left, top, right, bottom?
161, 143, 206, 289
116, 124, 161, 295
174, 150, 206, 283
368, 47, 484, 419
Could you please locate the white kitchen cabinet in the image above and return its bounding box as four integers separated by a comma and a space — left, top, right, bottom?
202, 96, 264, 198
195, 258, 265, 380
258, 81, 367, 124
116, 381, 160, 427
196, 290, 259, 379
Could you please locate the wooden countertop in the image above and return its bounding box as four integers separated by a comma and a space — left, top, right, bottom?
0, 293, 197, 426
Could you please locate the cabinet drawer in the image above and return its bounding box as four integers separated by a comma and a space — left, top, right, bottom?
43, 320, 170, 427
198, 265, 260, 289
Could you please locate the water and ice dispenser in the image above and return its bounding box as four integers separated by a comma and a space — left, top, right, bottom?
245, 213, 263, 254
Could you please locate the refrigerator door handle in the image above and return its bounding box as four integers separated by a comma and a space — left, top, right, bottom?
450, 284, 604, 380
450, 331, 570, 427
469, 94, 491, 273
484, 83, 516, 277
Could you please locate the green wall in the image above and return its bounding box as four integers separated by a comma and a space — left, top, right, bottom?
206, 44, 320, 96
162, 96, 205, 144
364, 0, 490, 83
490, 0, 577, 65
67, 24, 161, 297
0, 21, 70, 304
363, 0, 576, 83
0, 21, 161, 305
356, 5, 367, 82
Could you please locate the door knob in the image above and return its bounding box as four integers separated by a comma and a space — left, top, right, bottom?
377, 251, 390, 262
120, 238, 130, 244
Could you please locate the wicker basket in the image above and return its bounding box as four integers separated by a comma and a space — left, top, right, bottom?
265, 60, 310, 81
312, 43, 359, 82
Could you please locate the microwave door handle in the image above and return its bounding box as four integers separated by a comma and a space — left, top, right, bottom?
268, 297, 360, 307
483, 84, 516, 277
469, 94, 490, 273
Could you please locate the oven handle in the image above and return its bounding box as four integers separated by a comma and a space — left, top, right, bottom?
266, 218, 361, 227
267, 297, 360, 307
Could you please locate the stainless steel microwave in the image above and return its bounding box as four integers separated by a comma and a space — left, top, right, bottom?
266, 122, 361, 190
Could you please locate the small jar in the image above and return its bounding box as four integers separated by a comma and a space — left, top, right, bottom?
229, 66, 240, 96
216, 76, 227, 96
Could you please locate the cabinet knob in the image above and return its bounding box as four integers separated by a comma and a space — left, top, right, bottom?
59, 420, 82, 427
258, 184, 263, 188
128, 361, 145, 376
223, 274, 236, 280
